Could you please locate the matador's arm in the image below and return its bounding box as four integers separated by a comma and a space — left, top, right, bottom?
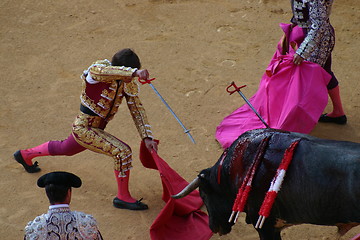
296, 0, 333, 59
87, 59, 138, 83
126, 94, 154, 140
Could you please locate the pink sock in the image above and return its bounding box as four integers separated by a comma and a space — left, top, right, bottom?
114, 170, 136, 203
351, 234, 360, 240
20, 142, 50, 165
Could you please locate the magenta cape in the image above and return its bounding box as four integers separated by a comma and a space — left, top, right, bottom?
139, 140, 213, 240
216, 24, 331, 149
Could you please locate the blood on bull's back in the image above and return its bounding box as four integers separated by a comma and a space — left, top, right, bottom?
173, 128, 360, 240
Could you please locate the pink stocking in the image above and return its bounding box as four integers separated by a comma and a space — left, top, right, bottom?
20, 142, 50, 166
114, 170, 136, 203
327, 86, 345, 117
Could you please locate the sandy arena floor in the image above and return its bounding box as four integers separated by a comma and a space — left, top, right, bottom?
1, 0, 360, 239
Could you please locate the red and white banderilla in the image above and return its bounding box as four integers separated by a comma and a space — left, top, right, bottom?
138, 78, 196, 144
226, 81, 270, 128
255, 140, 300, 229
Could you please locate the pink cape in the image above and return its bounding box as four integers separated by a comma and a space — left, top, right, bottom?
216, 23, 331, 149
139, 140, 213, 240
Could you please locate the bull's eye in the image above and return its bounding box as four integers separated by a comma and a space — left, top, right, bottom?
200, 181, 213, 194
199, 173, 206, 179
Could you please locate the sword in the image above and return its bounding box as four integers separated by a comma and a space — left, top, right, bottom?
138, 78, 196, 144
226, 81, 270, 128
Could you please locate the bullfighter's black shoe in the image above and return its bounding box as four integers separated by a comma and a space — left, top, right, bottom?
13, 150, 41, 173
319, 114, 347, 125
113, 197, 148, 210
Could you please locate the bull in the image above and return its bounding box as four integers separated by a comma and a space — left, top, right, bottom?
173, 128, 360, 240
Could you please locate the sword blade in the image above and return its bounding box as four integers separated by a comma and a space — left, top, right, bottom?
237, 90, 270, 128
149, 83, 196, 144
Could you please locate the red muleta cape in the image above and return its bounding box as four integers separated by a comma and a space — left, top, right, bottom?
139, 140, 213, 240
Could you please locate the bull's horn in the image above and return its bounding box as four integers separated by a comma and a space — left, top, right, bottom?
171, 176, 200, 199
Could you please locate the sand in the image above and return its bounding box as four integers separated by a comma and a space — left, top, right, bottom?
1, 0, 360, 239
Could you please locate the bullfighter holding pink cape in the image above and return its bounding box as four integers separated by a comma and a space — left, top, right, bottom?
217, 0, 347, 149
216, 23, 332, 149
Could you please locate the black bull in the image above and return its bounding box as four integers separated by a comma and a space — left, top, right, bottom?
173, 128, 360, 240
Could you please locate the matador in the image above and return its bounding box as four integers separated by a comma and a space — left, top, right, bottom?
15, 48, 158, 210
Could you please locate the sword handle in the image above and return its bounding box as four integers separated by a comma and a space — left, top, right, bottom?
138, 77, 156, 85
226, 81, 247, 95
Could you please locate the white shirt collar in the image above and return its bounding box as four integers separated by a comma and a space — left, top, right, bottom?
49, 204, 70, 210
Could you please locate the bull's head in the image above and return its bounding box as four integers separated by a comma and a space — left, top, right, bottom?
172, 166, 237, 235
173, 137, 252, 235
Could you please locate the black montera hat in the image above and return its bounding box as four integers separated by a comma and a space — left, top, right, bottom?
37, 171, 82, 188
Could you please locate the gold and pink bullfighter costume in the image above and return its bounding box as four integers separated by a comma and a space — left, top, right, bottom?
14, 53, 155, 209
73, 59, 153, 176
16, 59, 153, 176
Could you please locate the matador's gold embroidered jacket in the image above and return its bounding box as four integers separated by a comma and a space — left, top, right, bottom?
80, 59, 153, 140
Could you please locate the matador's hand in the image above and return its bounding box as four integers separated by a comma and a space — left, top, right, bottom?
293, 53, 304, 65
144, 138, 158, 153
134, 69, 150, 80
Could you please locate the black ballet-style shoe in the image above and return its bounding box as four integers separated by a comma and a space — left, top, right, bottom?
318, 114, 347, 125
13, 150, 41, 173
113, 197, 149, 210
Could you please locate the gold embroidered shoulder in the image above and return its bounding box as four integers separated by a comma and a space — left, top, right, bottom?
85, 59, 137, 83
